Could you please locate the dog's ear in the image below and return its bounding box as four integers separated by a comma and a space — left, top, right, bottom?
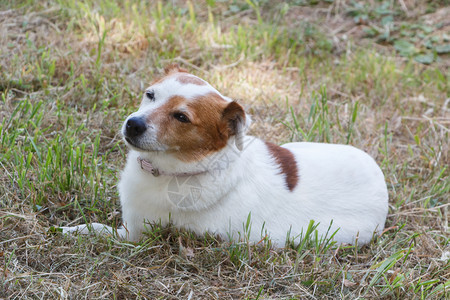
222, 101, 247, 151
164, 63, 188, 75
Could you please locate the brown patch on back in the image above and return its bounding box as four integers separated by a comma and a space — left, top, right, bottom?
265, 142, 299, 192
149, 92, 243, 162
176, 75, 206, 86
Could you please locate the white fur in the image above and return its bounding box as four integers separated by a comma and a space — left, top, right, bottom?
62, 74, 388, 246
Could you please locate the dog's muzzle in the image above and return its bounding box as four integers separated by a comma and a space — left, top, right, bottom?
125, 117, 146, 138
122, 116, 167, 152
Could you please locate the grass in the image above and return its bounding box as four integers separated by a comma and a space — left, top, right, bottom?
1, 0, 449, 298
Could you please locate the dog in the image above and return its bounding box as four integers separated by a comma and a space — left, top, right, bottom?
62, 64, 389, 246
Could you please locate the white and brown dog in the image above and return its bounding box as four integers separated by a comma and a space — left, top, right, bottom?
62, 65, 388, 246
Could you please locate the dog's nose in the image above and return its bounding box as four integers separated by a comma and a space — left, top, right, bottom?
125, 117, 147, 137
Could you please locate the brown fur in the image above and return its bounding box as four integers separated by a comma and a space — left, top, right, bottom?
222, 101, 245, 137
164, 63, 188, 75
265, 142, 299, 192
150, 64, 188, 86
148, 93, 244, 162
149, 76, 165, 86
176, 75, 206, 86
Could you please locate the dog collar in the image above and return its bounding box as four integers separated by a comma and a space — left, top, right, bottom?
137, 156, 207, 177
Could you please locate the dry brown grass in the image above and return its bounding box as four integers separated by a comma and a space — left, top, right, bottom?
1, 1, 449, 299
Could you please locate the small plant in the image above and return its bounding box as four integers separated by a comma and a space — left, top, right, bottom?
347, 0, 450, 64
289, 220, 339, 274
1, 0, 448, 298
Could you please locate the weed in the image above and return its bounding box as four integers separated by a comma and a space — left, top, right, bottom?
0, 0, 448, 298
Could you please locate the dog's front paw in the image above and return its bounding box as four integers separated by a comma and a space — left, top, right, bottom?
59, 224, 91, 235
56, 223, 128, 240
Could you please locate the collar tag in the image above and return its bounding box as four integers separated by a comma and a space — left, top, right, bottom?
137, 157, 160, 177
137, 156, 207, 177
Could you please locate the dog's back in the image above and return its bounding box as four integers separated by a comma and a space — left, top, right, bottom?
279, 142, 388, 244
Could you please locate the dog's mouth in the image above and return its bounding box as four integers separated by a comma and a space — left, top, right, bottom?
124, 137, 166, 153
124, 137, 135, 146
124, 137, 144, 151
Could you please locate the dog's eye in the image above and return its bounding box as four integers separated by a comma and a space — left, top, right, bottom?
173, 112, 190, 123
145, 90, 155, 101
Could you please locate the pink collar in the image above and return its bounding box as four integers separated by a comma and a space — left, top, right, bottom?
137, 156, 207, 177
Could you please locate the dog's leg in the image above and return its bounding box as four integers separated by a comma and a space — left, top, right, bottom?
61, 223, 128, 239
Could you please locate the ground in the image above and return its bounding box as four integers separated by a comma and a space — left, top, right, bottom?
0, 0, 449, 299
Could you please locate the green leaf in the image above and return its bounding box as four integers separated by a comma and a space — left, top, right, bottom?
301, 280, 314, 287
381, 15, 393, 26
394, 39, 417, 56
375, 2, 392, 16
414, 53, 434, 64
48, 226, 63, 233
366, 250, 405, 291
353, 14, 368, 24
423, 39, 433, 49
430, 280, 450, 296
229, 4, 241, 12
422, 25, 434, 33
435, 44, 450, 54
364, 27, 379, 37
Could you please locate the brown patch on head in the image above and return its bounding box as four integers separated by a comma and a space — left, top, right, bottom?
149, 75, 165, 86
265, 142, 299, 192
164, 63, 188, 75
149, 64, 190, 86
148, 93, 245, 162
176, 75, 206, 86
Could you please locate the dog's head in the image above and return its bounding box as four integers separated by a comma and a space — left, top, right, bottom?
122, 64, 251, 162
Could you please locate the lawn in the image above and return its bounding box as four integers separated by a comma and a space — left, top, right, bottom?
0, 0, 449, 298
